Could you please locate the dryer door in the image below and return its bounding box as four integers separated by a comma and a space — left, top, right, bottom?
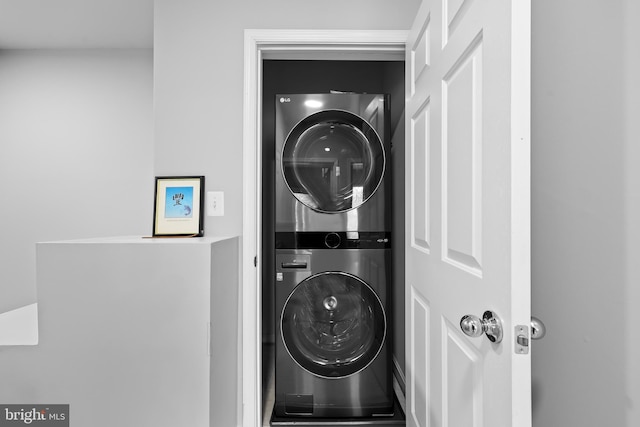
282, 110, 385, 213
281, 271, 386, 378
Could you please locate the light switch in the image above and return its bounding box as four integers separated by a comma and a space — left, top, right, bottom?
207, 191, 224, 216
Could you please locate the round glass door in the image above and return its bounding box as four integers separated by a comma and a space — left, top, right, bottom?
282, 110, 385, 213
281, 272, 386, 378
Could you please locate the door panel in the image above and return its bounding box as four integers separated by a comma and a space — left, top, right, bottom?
411, 18, 431, 97
443, 320, 482, 427
443, 0, 475, 46
442, 36, 483, 276
405, 0, 531, 426
409, 288, 430, 427
411, 98, 431, 253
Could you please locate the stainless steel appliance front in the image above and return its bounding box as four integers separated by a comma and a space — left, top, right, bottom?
275, 93, 390, 233
274, 247, 393, 418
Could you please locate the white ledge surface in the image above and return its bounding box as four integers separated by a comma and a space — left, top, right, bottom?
37, 235, 236, 245
0, 303, 39, 345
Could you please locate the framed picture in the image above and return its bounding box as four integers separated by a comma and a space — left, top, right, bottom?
153, 176, 205, 237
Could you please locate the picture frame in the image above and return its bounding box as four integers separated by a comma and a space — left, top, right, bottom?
152, 176, 205, 237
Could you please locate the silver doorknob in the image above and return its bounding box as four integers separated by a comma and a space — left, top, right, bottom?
531, 316, 546, 340
460, 310, 503, 343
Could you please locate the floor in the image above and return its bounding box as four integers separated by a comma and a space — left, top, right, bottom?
261, 344, 406, 427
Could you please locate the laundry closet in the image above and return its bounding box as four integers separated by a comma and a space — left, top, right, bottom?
260, 59, 406, 424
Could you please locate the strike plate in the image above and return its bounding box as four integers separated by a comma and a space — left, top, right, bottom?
515, 325, 530, 354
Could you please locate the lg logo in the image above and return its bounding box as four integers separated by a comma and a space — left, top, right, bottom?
279, 97, 291, 103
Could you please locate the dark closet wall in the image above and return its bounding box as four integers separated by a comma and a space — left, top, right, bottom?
261, 59, 406, 378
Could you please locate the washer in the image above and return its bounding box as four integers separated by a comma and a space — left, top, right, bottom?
275, 93, 390, 233
273, 239, 394, 419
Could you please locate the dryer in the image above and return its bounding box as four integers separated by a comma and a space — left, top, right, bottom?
273, 240, 394, 419
275, 93, 390, 233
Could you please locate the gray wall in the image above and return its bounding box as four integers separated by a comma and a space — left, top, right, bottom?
531, 0, 640, 426
153, 0, 420, 237
0, 49, 153, 314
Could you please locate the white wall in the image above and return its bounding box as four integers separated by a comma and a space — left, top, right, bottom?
0, 49, 154, 314
1, 237, 238, 427
531, 1, 639, 426
153, 0, 420, 237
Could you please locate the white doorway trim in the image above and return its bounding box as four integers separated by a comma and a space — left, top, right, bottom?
242, 29, 408, 427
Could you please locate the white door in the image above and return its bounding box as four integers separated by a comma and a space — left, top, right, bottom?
405, 0, 531, 426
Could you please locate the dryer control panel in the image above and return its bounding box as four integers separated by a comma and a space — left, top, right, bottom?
275, 231, 391, 250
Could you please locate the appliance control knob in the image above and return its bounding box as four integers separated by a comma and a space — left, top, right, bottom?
325, 232, 341, 249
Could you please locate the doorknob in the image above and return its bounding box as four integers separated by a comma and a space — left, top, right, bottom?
531, 316, 546, 340
460, 310, 503, 343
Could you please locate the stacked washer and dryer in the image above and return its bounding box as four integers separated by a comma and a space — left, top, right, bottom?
272, 93, 396, 423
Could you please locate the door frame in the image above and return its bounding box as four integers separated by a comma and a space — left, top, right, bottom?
242, 29, 408, 427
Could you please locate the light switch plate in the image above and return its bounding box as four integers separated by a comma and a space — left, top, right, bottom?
207, 191, 224, 216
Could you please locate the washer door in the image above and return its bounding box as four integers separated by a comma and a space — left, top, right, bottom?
282, 110, 385, 213
281, 272, 386, 378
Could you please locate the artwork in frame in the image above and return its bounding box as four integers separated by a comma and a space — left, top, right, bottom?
153, 176, 205, 237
